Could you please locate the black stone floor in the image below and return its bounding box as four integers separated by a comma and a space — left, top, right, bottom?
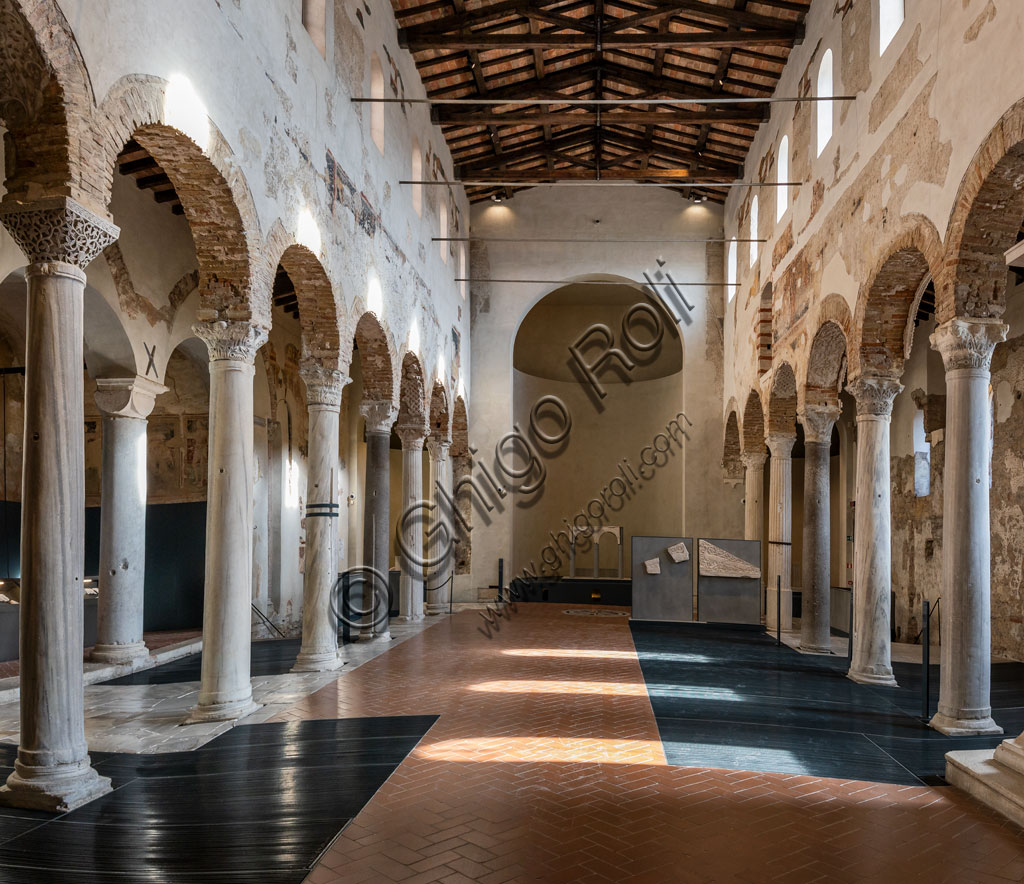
631, 622, 1024, 786
0, 715, 437, 883
104, 637, 305, 685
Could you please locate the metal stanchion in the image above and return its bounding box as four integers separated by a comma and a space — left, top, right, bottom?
846, 589, 854, 665
921, 599, 931, 721
776, 575, 782, 647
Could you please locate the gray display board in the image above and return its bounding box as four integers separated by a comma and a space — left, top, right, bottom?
630, 536, 694, 623
697, 538, 761, 625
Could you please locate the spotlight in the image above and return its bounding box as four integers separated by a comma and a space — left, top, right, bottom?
491, 193, 503, 203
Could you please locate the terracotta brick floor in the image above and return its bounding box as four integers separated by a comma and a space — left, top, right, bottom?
276, 606, 1024, 884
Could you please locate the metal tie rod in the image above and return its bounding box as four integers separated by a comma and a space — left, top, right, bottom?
352, 96, 856, 106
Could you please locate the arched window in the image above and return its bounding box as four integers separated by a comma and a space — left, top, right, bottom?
411, 138, 422, 216
727, 237, 737, 301
879, 0, 905, 54
439, 197, 448, 263
370, 54, 385, 154
749, 196, 759, 267
776, 135, 789, 222
816, 50, 833, 157
301, 0, 327, 57
913, 407, 930, 497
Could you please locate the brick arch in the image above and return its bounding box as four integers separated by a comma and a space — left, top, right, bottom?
452, 396, 469, 457
0, 0, 99, 210
943, 97, 1024, 322
766, 362, 797, 435
723, 410, 742, 480
851, 217, 942, 379
397, 351, 428, 428
96, 75, 267, 325
352, 311, 395, 403
741, 389, 765, 453
429, 380, 451, 438
267, 231, 343, 370
803, 320, 848, 409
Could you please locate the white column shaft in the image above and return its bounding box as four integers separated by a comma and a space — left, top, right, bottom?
399, 441, 425, 621
801, 440, 832, 653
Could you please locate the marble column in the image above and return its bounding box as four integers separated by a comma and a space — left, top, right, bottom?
741, 450, 766, 544
846, 375, 901, 687
360, 400, 397, 639
798, 403, 840, 654
765, 432, 795, 631
92, 376, 166, 664
186, 320, 268, 722
930, 318, 1007, 735
396, 421, 428, 621
425, 435, 452, 614
0, 197, 118, 811
293, 363, 347, 672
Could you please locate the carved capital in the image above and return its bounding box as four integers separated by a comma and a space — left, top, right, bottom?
798, 403, 841, 444
740, 450, 767, 471
299, 361, 348, 408
395, 421, 429, 449
930, 318, 1008, 373
765, 432, 795, 459
193, 320, 268, 363
94, 376, 167, 420
847, 375, 902, 417
426, 435, 452, 462
360, 399, 398, 435
0, 197, 119, 268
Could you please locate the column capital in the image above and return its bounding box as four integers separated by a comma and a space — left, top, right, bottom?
193, 320, 268, 363
426, 435, 452, 462
847, 375, 902, 417
930, 317, 1008, 373
740, 450, 767, 470
395, 420, 429, 449
765, 432, 795, 458
798, 403, 841, 443
0, 197, 118, 269
94, 376, 168, 420
360, 399, 398, 435
299, 361, 349, 408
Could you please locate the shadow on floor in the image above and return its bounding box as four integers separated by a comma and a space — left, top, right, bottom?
630, 621, 1024, 786
0, 715, 437, 882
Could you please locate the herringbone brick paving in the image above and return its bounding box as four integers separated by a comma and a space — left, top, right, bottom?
274, 606, 1024, 883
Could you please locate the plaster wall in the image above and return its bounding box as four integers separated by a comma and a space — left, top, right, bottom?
468, 186, 741, 599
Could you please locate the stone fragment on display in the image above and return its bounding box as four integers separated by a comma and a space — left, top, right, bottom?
643, 558, 661, 575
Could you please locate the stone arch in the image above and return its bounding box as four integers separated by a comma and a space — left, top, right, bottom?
352, 311, 395, 403
942, 96, 1024, 321
451, 396, 469, 457
723, 410, 742, 480
803, 320, 849, 409
397, 351, 428, 428
741, 389, 765, 453
266, 231, 343, 369
96, 75, 267, 325
0, 0, 100, 209
429, 380, 451, 439
851, 217, 942, 379
766, 362, 797, 436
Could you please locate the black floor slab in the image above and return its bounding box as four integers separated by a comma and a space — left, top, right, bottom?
104, 637, 305, 685
631, 622, 1017, 786
0, 715, 436, 880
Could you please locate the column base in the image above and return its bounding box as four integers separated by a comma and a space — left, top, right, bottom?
930, 711, 1003, 737
291, 650, 345, 672
847, 667, 898, 687
90, 641, 149, 665
946, 748, 1024, 828
0, 759, 112, 813
798, 643, 833, 656
183, 695, 261, 724
425, 606, 447, 615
